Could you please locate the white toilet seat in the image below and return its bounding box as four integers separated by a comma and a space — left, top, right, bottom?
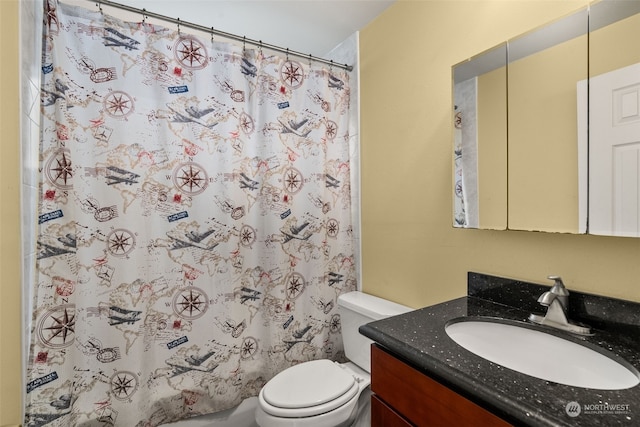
255, 292, 411, 427
259, 360, 359, 418
259, 380, 359, 418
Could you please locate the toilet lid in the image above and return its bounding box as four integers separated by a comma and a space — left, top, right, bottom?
262, 359, 356, 409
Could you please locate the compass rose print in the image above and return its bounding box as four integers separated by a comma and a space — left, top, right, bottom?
280, 60, 304, 89
106, 228, 135, 257
285, 272, 306, 300
325, 120, 338, 141
37, 304, 76, 348
110, 371, 139, 401
45, 148, 73, 190
239, 112, 255, 135
283, 167, 303, 194
173, 162, 209, 195
240, 337, 258, 359
103, 90, 134, 119
172, 286, 209, 320
174, 36, 208, 70
329, 314, 341, 333
239, 225, 256, 247
326, 218, 339, 238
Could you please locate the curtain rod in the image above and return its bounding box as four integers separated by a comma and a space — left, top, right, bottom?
87, 0, 353, 71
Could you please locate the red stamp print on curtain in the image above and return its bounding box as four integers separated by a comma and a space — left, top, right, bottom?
53, 276, 75, 297
182, 390, 201, 407
36, 352, 49, 364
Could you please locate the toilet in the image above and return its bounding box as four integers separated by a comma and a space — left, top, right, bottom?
255, 291, 412, 427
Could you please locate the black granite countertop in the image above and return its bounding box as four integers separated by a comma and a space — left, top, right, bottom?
359, 273, 640, 426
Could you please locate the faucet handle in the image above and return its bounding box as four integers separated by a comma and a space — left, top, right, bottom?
547, 276, 568, 294
546, 275, 569, 309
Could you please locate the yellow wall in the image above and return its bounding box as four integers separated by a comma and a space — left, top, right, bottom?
508, 34, 587, 233
477, 66, 507, 229
0, 0, 22, 425
3, 0, 640, 421
590, 11, 640, 77
360, 0, 640, 307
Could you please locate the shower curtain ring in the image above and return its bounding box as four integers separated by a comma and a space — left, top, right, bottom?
141, 8, 147, 24
211, 27, 214, 43
286, 48, 289, 61
308, 54, 312, 67
177, 18, 181, 35
96, 0, 102, 13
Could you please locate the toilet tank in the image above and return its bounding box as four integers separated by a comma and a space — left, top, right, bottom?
337, 291, 412, 373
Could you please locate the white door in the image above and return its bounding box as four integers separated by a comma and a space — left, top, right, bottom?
589, 62, 640, 237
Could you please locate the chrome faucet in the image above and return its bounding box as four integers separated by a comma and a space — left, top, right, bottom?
528, 276, 592, 335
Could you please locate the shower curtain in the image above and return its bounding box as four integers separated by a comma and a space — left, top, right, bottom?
26, 1, 356, 425
453, 78, 478, 228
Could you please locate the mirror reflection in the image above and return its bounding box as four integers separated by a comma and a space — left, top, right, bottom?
507, 8, 588, 234
453, 44, 507, 230
588, 1, 640, 237
452, 1, 640, 237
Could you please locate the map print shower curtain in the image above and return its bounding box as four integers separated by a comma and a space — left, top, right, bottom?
26, 1, 356, 425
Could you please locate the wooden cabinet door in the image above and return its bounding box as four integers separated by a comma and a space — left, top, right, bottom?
371, 394, 413, 427
371, 344, 512, 427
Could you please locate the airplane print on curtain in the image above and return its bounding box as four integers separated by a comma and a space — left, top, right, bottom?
26, 1, 356, 425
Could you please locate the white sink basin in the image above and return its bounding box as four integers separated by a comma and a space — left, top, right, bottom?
445, 319, 639, 390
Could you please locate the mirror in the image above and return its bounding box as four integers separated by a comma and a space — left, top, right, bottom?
588, 1, 640, 237
507, 8, 588, 233
453, 44, 507, 230
453, 2, 640, 236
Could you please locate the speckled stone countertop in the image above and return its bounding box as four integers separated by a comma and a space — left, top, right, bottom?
359, 272, 640, 426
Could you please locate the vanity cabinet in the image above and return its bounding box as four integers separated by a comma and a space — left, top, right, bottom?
370, 344, 512, 427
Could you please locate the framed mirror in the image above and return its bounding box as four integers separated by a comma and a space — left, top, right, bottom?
452, 2, 640, 236
587, 0, 640, 237
507, 7, 588, 234
453, 43, 507, 230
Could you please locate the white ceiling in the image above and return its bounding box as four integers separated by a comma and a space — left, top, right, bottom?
69, 0, 395, 56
